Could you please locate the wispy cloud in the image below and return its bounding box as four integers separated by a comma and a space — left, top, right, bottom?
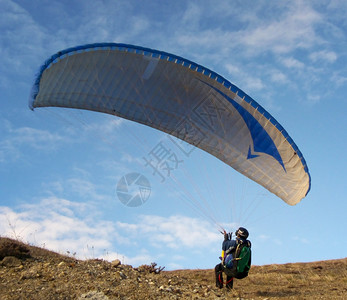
81, 117, 124, 138
0, 0, 49, 81
281, 57, 305, 70
236, 2, 322, 55
292, 236, 309, 244
331, 72, 347, 87
8, 127, 65, 149
116, 215, 220, 249
225, 63, 265, 93
66, 178, 105, 202
0, 120, 66, 162
268, 69, 289, 85
172, 1, 323, 57
39, 166, 113, 206
309, 50, 337, 63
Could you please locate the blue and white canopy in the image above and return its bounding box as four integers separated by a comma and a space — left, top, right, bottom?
29, 43, 311, 205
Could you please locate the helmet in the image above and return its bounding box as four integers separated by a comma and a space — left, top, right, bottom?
235, 227, 249, 239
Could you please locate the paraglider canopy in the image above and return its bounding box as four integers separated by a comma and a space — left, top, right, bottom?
29, 43, 311, 205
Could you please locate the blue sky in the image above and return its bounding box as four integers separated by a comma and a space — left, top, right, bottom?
1, 0, 346, 270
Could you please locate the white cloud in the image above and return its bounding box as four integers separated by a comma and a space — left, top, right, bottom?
8, 126, 65, 149
0, 197, 115, 259
292, 236, 309, 244
225, 63, 265, 92
66, 178, 105, 201
0, 0, 48, 78
237, 1, 322, 55
281, 57, 305, 70
167, 262, 184, 270
0, 113, 125, 165
268, 69, 289, 84
82, 117, 124, 137
331, 72, 347, 87
116, 215, 220, 249
174, 1, 324, 59
124, 251, 154, 266
0, 120, 67, 163
307, 94, 321, 105
274, 239, 283, 246
0, 198, 220, 268
258, 234, 270, 241
38, 166, 115, 208
309, 50, 337, 63
181, 2, 202, 29
224, 64, 241, 77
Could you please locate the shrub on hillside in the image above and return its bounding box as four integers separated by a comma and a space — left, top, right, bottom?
0, 238, 31, 260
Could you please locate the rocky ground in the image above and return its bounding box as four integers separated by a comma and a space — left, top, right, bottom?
0, 237, 346, 299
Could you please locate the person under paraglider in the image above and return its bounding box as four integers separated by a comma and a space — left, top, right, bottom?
215, 227, 251, 290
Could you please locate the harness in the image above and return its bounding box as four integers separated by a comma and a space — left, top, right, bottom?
223, 239, 251, 278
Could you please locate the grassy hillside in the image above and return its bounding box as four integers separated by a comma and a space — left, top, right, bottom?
0, 237, 346, 299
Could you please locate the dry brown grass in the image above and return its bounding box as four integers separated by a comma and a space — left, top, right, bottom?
1, 237, 346, 299
166, 259, 347, 299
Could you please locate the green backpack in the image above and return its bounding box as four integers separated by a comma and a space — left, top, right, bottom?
224, 240, 251, 279
235, 243, 251, 278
